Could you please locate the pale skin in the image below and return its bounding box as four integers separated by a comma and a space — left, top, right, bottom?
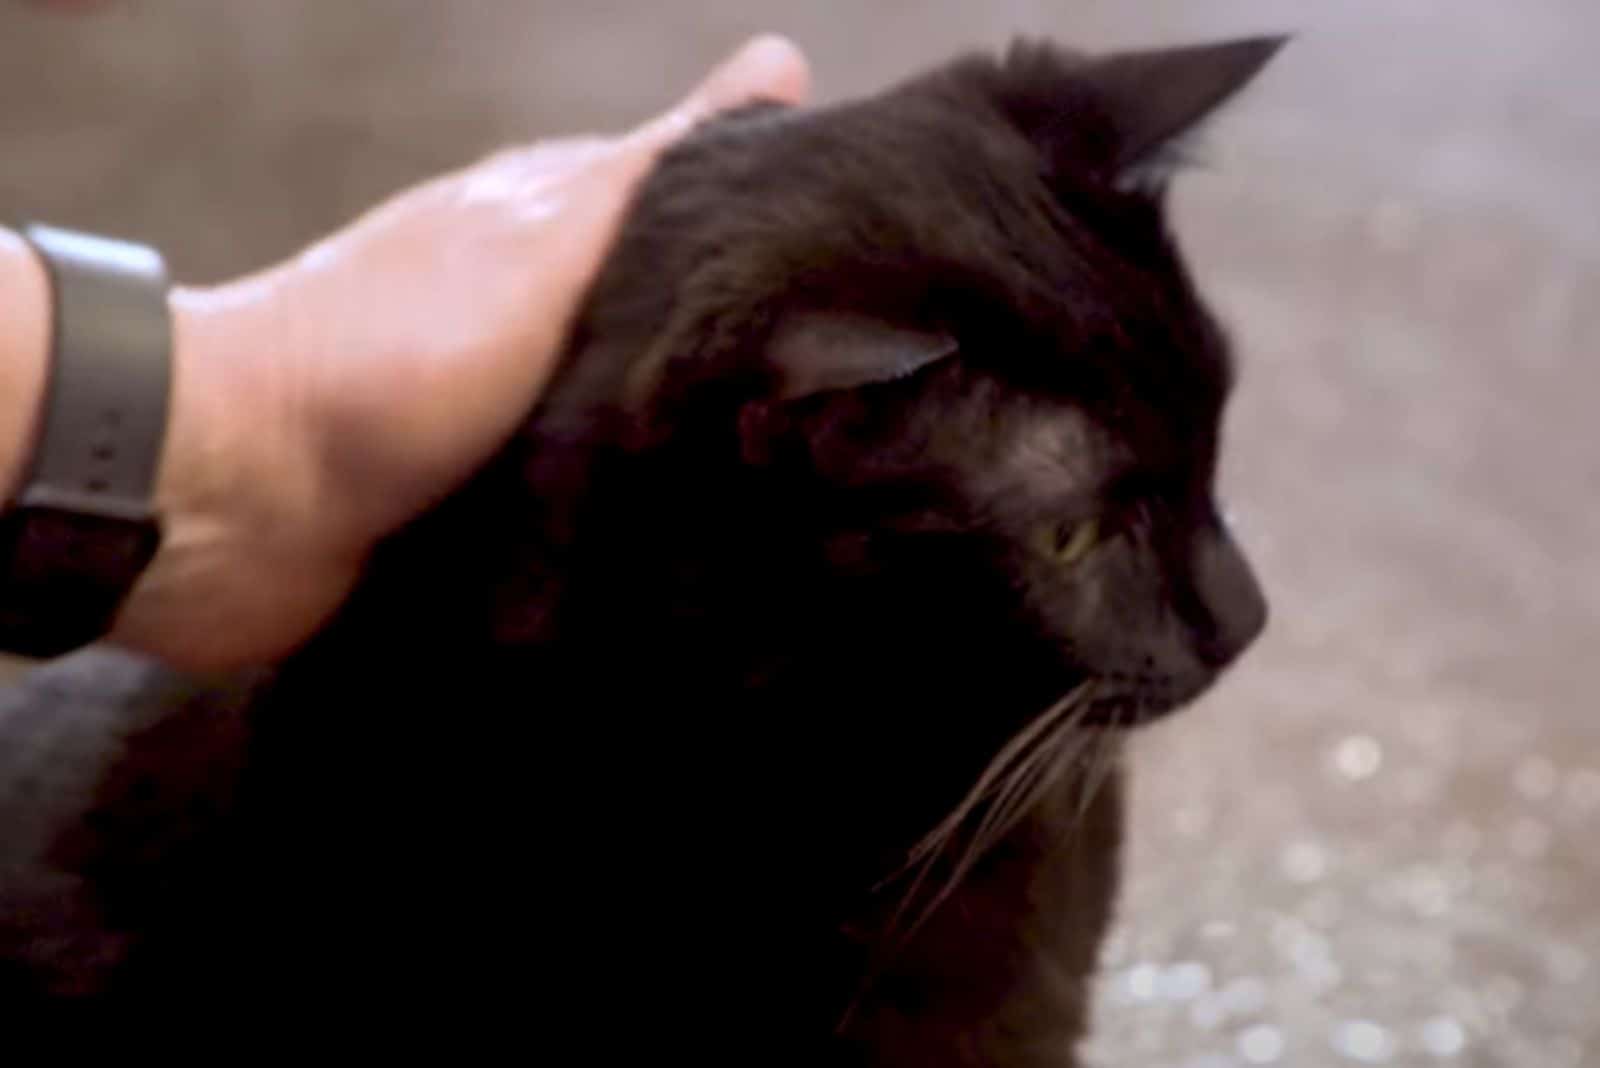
0, 32, 812, 672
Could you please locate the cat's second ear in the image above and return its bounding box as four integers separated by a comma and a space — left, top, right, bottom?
1079, 35, 1287, 176
766, 312, 958, 401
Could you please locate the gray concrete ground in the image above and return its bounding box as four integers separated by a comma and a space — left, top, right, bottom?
2, 3, 1596, 1064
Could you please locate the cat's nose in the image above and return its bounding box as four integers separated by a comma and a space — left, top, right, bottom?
1188, 523, 1268, 668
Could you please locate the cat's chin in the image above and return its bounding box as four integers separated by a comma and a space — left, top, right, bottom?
1077, 688, 1200, 729
1046, 659, 1229, 729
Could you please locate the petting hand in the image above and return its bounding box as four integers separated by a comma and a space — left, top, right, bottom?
109, 35, 811, 671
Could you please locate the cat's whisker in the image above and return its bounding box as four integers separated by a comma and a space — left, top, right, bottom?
882, 680, 1098, 947
956, 731, 1055, 869
839, 685, 1100, 1036
1030, 705, 1101, 840
1072, 699, 1125, 826
894, 683, 1082, 878
892, 683, 1083, 880
880, 729, 1055, 929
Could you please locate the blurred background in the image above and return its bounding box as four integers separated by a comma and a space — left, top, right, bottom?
2, 2, 1595, 1064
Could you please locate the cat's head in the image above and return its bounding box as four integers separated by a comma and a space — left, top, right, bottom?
520, 37, 1279, 730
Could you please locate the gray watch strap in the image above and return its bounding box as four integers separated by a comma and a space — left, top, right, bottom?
17, 224, 171, 521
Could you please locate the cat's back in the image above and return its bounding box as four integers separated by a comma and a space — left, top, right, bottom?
0, 649, 259, 1001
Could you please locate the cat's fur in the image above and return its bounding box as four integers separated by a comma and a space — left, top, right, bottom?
0, 36, 1277, 1062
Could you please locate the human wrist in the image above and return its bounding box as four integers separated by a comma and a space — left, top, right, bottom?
156, 276, 308, 549
0, 228, 52, 502
109, 269, 355, 669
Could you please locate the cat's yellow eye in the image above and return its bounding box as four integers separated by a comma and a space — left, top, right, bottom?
1051, 517, 1101, 566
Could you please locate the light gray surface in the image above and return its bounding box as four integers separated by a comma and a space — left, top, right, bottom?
2, 3, 1595, 1064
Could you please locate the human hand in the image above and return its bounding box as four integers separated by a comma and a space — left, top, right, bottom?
110, 35, 811, 671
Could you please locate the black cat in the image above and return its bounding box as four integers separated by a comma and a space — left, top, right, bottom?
0, 35, 1277, 1063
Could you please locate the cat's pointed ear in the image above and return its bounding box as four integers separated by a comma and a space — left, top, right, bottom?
1081, 35, 1287, 176
767, 312, 958, 400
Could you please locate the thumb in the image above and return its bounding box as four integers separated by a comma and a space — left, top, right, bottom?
627, 35, 812, 154
682, 33, 812, 117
